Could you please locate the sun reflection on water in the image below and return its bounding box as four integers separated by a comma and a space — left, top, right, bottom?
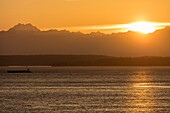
128, 72, 156, 112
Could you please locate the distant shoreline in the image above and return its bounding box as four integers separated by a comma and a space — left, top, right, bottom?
1, 55, 170, 66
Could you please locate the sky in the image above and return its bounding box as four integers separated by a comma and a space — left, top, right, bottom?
0, 0, 170, 33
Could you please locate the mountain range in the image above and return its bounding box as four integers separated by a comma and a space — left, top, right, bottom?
0, 23, 170, 56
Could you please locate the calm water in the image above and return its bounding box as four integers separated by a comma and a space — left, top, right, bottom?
0, 66, 170, 112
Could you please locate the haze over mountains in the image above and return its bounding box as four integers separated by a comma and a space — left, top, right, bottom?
0, 23, 170, 56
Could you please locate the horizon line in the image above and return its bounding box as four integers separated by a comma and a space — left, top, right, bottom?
1, 54, 170, 58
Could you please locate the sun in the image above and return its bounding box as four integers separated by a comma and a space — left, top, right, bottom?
128, 22, 157, 34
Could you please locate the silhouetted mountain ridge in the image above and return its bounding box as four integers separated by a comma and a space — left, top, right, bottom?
0, 23, 170, 56
8, 23, 40, 32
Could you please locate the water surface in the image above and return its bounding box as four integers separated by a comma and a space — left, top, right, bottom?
0, 66, 170, 112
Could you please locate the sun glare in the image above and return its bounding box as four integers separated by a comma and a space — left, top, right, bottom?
128, 22, 157, 34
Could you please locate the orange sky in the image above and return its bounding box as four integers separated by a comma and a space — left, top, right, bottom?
0, 0, 170, 32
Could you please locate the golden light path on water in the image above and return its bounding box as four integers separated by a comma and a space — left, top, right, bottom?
134, 83, 170, 88
128, 73, 155, 112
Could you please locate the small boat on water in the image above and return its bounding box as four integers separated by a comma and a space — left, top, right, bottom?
7, 68, 31, 73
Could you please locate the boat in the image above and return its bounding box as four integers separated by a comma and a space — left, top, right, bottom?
7, 68, 31, 73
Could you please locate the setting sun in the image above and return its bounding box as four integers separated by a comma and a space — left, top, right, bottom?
127, 22, 157, 34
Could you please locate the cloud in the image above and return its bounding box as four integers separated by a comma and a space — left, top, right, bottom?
47, 22, 170, 34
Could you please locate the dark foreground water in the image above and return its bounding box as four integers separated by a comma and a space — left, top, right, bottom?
0, 66, 170, 112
